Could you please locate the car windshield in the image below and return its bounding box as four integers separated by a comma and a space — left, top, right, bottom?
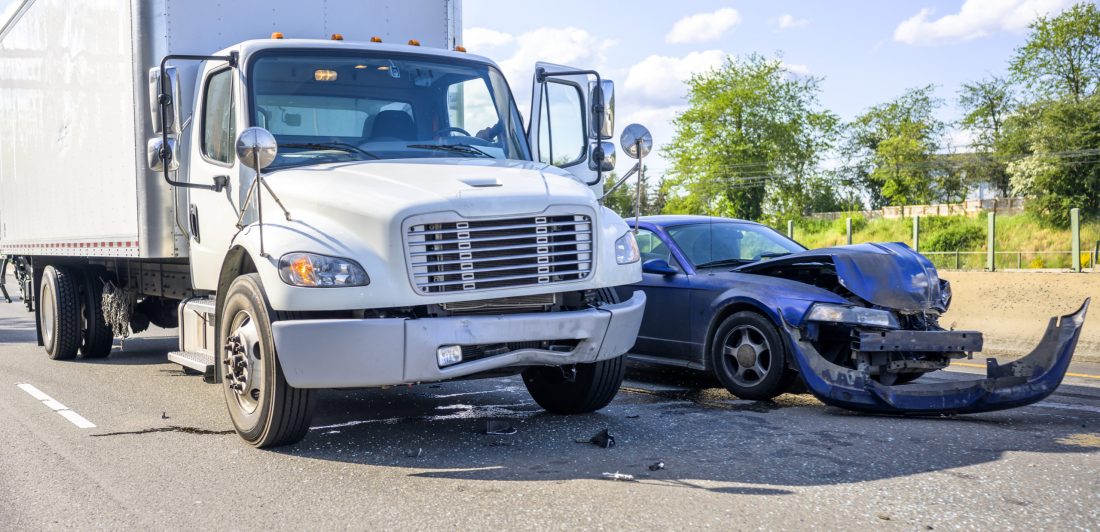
249, 52, 531, 169
666, 222, 806, 268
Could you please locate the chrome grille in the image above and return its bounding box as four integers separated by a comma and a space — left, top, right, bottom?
406, 214, 594, 294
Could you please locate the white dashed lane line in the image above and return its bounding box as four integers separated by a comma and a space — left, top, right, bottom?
16, 383, 96, 429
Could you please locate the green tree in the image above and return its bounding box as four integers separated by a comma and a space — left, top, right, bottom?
843, 86, 947, 207
1010, 2, 1100, 102
958, 76, 1015, 196
662, 54, 838, 222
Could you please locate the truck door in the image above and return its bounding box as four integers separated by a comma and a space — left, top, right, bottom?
186, 64, 243, 290
528, 62, 615, 196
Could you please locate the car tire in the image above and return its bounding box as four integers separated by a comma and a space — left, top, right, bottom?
219, 274, 315, 448
522, 356, 626, 414
79, 269, 114, 359
710, 311, 796, 401
39, 265, 81, 360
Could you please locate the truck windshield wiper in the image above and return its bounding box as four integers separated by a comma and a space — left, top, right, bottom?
280, 142, 379, 159
406, 143, 495, 158
695, 258, 753, 269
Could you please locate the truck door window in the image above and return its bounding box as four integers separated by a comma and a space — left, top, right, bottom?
202, 69, 235, 165
538, 81, 585, 167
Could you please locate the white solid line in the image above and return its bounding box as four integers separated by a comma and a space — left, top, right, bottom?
15, 383, 96, 429
58, 410, 96, 429
1031, 401, 1100, 415
16, 383, 51, 401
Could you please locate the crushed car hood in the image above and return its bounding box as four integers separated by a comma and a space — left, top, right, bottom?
737, 242, 943, 312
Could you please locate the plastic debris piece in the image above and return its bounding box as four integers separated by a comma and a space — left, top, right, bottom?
601, 471, 634, 481
485, 420, 517, 436
648, 461, 665, 471
576, 428, 616, 448
405, 448, 423, 458
161, 411, 169, 419
626, 414, 640, 419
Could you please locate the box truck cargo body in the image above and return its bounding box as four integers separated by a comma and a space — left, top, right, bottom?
0, 0, 647, 447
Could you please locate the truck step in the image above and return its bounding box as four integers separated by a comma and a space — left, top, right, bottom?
168, 350, 215, 376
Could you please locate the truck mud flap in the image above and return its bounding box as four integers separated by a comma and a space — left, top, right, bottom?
783, 299, 1090, 415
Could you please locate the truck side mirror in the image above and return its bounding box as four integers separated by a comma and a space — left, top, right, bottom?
236, 127, 278, 171
148, 66, 181, 135
588, 80, 614, 140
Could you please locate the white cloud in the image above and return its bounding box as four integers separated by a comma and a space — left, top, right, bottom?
784, 62, 811, 76
495, 27, 616, 113
894, 0, 1074, 45
665, 8, 741, 44
463, 27, 514, 50
775, 14, 809, 30
624, 50, 727, 107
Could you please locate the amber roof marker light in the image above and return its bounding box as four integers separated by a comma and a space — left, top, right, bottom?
330, 33, 344, 41
370, 36, 383, 43
407, 39, 420, 46
271, 32, 284, 39
454, 45, 466, 52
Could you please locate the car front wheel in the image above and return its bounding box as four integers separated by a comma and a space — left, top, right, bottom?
710, 311, 796, 401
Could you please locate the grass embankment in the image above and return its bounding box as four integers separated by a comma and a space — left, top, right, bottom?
787, 213, 1100, 270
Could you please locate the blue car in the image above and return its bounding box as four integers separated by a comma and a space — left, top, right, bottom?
616, 215, 1089, 415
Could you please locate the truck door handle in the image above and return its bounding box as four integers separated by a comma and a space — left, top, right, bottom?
212, 175, 228, 192
189, 204, 201, 243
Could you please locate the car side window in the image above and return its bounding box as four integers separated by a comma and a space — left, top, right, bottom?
202, 69, 235, 165
636, 228, 682, 272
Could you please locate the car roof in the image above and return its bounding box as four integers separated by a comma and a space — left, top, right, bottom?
631, 215, 764, 229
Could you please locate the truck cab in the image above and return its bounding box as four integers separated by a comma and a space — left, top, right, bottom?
160, 38, 645, 446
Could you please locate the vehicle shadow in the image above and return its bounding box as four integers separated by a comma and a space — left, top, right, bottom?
0, 315, 36, 344
270, 373, 1100, 492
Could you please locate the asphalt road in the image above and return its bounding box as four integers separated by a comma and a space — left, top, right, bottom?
1, 282, 1099, 530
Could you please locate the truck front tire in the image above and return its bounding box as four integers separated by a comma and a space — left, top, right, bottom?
522, 356, 626, 414
39, 265, 81, 360
219, 274, 315, 448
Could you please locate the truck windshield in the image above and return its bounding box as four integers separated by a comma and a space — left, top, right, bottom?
248, 52, 531, 169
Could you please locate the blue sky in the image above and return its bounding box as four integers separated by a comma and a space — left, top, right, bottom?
464, 0, 1084, 175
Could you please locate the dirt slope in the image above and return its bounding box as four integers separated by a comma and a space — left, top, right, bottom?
943, 271, 1100, 362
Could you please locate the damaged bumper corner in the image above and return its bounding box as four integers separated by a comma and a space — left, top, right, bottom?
784, 298, 1090, 415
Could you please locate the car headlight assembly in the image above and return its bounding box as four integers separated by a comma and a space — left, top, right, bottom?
938, 279, 952, 311
279, 252, 369, 287
615, 231, 640, 264
806, 303, 899, 329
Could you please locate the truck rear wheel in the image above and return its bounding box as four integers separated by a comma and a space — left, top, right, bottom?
39, 265, 81, 360
78, 269, 114, 358
219, 274, 314, 448
522, 356, 626, 414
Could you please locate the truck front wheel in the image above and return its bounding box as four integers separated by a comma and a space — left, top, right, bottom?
39, 265, 81, 360
522, 356, 626, 414
219, 274, 315, 448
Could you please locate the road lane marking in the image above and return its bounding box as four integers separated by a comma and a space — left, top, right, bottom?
952, 362, 1100, 380
1030, 402, 1100, 415
15, 383, 96, 429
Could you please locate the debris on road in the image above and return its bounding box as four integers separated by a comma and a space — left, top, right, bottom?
648, 461, 665, 471
576, 428, 615, 448
601, 472, 635, 481
485, 420, 517, 435
404, 448, 423, 458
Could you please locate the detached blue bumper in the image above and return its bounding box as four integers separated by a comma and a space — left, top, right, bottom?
784, 299, 1090, 415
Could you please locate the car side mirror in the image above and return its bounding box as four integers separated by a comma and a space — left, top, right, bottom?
642, 258, 678, 276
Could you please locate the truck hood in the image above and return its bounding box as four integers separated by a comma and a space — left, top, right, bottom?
736, 242, 945, 313
262, 158, 595, 219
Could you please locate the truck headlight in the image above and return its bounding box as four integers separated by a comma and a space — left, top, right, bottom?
806, 303, 899, 329
615, 231, 640, 264
279, 253, 369, 287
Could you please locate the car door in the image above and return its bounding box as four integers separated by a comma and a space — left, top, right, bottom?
628, 227, 695, 362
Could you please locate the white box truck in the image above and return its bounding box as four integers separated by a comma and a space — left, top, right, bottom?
0, 0, 647, 447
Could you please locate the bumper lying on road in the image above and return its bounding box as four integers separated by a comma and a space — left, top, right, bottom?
786, 299, 1090, 415
270, 291, 646, 388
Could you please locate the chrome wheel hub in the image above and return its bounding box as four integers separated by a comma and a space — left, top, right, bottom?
224, 311, 262, 414
723, 324, 772, 387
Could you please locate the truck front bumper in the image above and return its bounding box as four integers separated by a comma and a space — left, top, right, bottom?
270, 291, 646, 388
